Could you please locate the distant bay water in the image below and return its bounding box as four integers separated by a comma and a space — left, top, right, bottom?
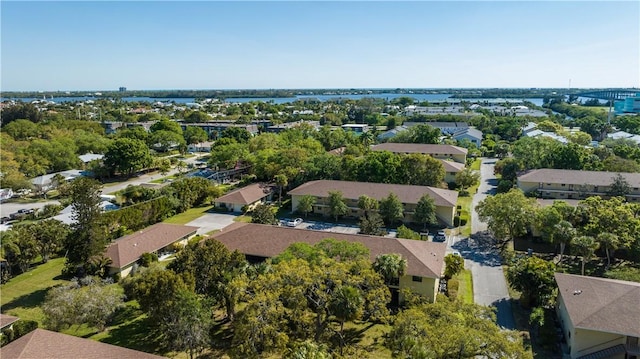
1, 93, 544, 106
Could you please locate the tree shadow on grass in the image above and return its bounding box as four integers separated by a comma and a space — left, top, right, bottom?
98, 316, 162, 354
2, 288, 51, 311
210, 320, 234, 350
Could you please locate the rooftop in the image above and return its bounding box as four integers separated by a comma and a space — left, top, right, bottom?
105, 223, 198, 268
371, 143, 468, 156
214, 182, 274, 205
555, 273, 640, 337
213, 222, 446, 278
518, 168, 640, 187
0, 328, 165, 359
287, 180, 458, 207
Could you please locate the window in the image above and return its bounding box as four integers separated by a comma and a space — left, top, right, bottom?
561, 184, 566, 187
412, 276, 422, 282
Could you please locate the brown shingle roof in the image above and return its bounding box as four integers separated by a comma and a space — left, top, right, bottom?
287, 180, 458, 207
555, 273, 640, 337
0, 313, 19, 329
214, 183, 273, 205
0, 328, 165, 358
440, 160, 465, 173
371, 143, 468, 156
105, 223, 198, 269
213, 222, 446, 278
518, 169, 640, 187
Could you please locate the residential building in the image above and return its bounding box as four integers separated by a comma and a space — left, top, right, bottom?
371, 143, 468, 163
78, 153, 104, 164
377, 125, 408, 141
31, 170, 87, 193
452, 127, 483, 148
104, 223, 198, 277
0, 328, 165, 358
403, 121, 469, 135
213, 222, 446, 303
177, 122, 259, 139
187, 141, 213, 153
517, 169, 640, 202
440, 160, 465, 183
214, 182, 274, 213
607, 130, 640, 145
288, 180, 458, 226
266, 120, 320, 133
555, 273, 640, 359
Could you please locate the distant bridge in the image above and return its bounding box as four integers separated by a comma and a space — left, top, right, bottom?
576, 89, 640, 101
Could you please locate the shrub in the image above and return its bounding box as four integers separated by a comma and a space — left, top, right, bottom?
139, 252, 158, 267
446, 278, 459, 299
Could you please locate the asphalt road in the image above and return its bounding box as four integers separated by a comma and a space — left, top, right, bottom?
452, 157, 516, 330
1, 154, 207, 219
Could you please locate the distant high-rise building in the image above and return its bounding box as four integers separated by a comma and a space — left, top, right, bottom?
119, 87, 127, 92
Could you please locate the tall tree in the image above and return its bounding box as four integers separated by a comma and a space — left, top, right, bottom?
608, 173, 631, 197
506, 256, 556, 308
250, 203, 278, 225
379, 192, 404, 226
444, 253, 464, 279
33, 220, 70, 263
413, 194, 437, 229
476, 189, 536, 251
373, 253, 407, 286
296, 194, 316, 218
455, 168, 480, 192
183, 126, 209, 145
328, 190, 349, 222
163, 290, 212, 359
1, 225, 38, 274
572, 236, 600, 276
387, 299, 531, 358
168, 239, 247, 321
64, 177, 107, 274
553, 220, 576, 263
329, 285, 363, 355
104, 137, 152, 177
596, 232, 620, 268
274, 173, 288, 204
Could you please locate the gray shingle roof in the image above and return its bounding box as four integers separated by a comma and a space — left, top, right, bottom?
213, 222, 446, 278
371, 143, 468, 156
287, 180, 458, 207
555, 273, 640, 337
518, 169, 640, 187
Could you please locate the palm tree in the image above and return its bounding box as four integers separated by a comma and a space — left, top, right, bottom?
329, 285, 363, 355
373, 253, 407, 286
274, 174, 288, 205
553, 220, 576, 263
596, 232, 619, 268
572, 236, 599, 276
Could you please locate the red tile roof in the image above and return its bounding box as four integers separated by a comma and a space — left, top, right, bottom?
105, 223, 198, 269
213, 222, 446, 278
287, 180, 458, 207
555, 273, 640, 337
0, 328, 165, 358
214, 183, 274, 205
371, 143, 468, 156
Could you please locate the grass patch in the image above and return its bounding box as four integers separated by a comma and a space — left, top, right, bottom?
1, 257, 67, 324
455, 269, 473, 304
149, 174, 179, 184
163, 205, 214, 224
233, 215, 252, 223
470, 158, 481, 171
455, 186, 476, 238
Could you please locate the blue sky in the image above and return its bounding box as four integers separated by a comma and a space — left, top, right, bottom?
1, 1, 638, 91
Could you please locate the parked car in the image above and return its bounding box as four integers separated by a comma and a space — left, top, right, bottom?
434, 231, 446, 242
285, 218, 303, 227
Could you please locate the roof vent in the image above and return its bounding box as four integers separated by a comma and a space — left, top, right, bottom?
573, 290, 582, 295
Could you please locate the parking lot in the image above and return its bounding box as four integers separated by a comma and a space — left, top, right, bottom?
282, 219, 397, 238
185, 213, 238, 235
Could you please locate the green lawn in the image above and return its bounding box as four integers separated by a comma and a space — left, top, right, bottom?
163, 205, 214, 224
455, 269, 474, 304
1, 257, 67, 324
149, 174, 179, 184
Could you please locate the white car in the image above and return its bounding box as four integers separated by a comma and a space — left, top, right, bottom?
285, 218, 303, 227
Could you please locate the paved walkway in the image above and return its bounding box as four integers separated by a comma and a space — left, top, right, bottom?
185, 213, 238, 235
